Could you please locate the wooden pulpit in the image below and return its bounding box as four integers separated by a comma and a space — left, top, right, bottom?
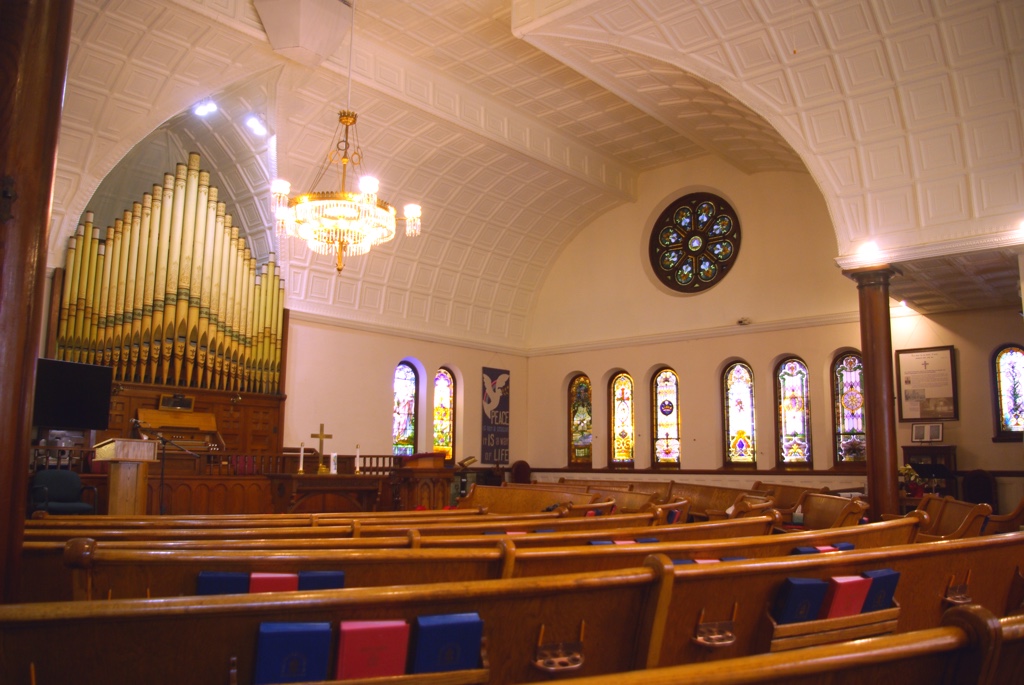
93, 438, 157, 515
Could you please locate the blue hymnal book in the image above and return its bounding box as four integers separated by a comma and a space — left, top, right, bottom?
772, 577, 829, 625
790, 546, 821, 555
834, 542, 856, 551
635, 537, 659, 543
297, 570, 346, 591
861, 568, 900, 612
588, 540, 614, 545
721, 556, 748, 561
410, 613, 483, 673
196, 571, 249, 595
254, 622, 332, 684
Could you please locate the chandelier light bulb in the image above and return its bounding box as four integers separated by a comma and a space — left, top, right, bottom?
358, 176, 379, 194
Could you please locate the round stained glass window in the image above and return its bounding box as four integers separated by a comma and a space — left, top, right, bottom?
648, 192, 741, 293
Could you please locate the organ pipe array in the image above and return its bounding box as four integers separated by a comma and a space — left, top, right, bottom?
55, 153, 284, 394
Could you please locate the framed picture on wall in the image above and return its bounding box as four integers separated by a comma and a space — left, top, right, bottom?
911, 423, 943, 443
895, 345, 958, 421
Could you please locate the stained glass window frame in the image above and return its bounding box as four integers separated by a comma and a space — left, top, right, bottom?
774, 357, 812, 468
392, 361, 418, 457
992, 343, 1024, 442
648, 191, 742, 294
832, 352, 867, 465
651, 367, 682, 469
568, 374, 593, 468
722, 361, 756, 467
433, 367, 456, 462
609, 372, 635, 469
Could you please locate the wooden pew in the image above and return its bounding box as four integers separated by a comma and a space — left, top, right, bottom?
750, 480, 828, 513
776, 492, 869, 530
502, 515, 926, 580
9, 534, 1022, 683
894, 494, 992, 541
916, 496, 992, 542
984, 495, 1024, 534
56, 516, 922, 602
457, 483, 603, 513
993, 610, 1024, 682
20, 516, 772, 603
21, 511, 575, 544
665, 482, 772, 521
354, 512, 661, 537
527, 604, 1005, 685
0, 557, 678, 685
653, 531, 1024, 668
26, 508, 491, 528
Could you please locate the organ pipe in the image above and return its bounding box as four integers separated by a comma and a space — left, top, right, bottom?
53, 153, 284, 394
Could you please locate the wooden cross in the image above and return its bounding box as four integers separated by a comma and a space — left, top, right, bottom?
310, 423, 333, 456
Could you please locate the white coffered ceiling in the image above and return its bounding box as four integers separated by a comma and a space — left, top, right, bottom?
51, 0, 1024, 350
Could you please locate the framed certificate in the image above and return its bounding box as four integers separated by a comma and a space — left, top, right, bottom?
895, 346, 958, 421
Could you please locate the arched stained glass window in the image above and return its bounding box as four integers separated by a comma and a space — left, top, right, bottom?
392, 362, 418, 457
832, 352, 867, 464
993, 344, 1024, 442
775, 358, 811, 466
433, 367, 455, 461
610, 372, 635, 467
723, 362, 756, 465
568, 375, 593, 467
652, 368, 681, 467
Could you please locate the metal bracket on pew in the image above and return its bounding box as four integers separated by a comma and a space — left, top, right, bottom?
943, 569, 972, 606
692, 603, 738, 648
532, 621, 584, 673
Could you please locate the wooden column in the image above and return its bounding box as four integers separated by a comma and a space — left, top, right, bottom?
844, 266, 901, 520
0, 0, 75, 603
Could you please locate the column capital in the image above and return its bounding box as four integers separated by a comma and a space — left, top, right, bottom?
842, 264, 902, 288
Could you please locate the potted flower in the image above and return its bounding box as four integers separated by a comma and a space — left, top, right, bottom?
898, 464, 926, 497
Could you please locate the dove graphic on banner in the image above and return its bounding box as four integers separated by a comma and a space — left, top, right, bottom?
481, 368, 510, 464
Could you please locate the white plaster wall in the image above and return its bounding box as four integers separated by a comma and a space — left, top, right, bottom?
527, 157, 858, 350
280, 157, 1023, 511
282, 317, 528, 462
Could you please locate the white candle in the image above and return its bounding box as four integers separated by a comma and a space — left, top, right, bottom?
299, 442, 305, 473
356, 444, 361, 472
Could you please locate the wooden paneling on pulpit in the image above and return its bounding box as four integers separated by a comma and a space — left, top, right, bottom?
93, 438, 157, 515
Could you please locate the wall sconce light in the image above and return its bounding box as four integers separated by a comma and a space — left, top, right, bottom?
230, 394, 242, 404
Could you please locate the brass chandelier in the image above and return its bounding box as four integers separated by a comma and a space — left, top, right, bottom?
272, 1, 421, 273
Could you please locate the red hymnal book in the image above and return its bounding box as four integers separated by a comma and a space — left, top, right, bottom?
819, 575, 872, 619
336, 620, 410, 679
249, 572, 299, 593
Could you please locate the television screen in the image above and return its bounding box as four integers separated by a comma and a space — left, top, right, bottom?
32, 358, 113, 431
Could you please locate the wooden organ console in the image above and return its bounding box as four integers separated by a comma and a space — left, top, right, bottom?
134, 408, 226, 475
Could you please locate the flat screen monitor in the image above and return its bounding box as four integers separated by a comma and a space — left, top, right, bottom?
32, 358, 113, 431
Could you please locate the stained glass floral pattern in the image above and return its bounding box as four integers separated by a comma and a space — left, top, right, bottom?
723, 362, 755, 464
776, 358, 811, 465
569, 375, 593, 466
610, 372, 634, 466
995, 344, 1024, 439
433, 368, 454, 460
392, 362, 417, 457
649, 192, 741, 293
833, 353, 866, 463
652, 369, 681, 467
